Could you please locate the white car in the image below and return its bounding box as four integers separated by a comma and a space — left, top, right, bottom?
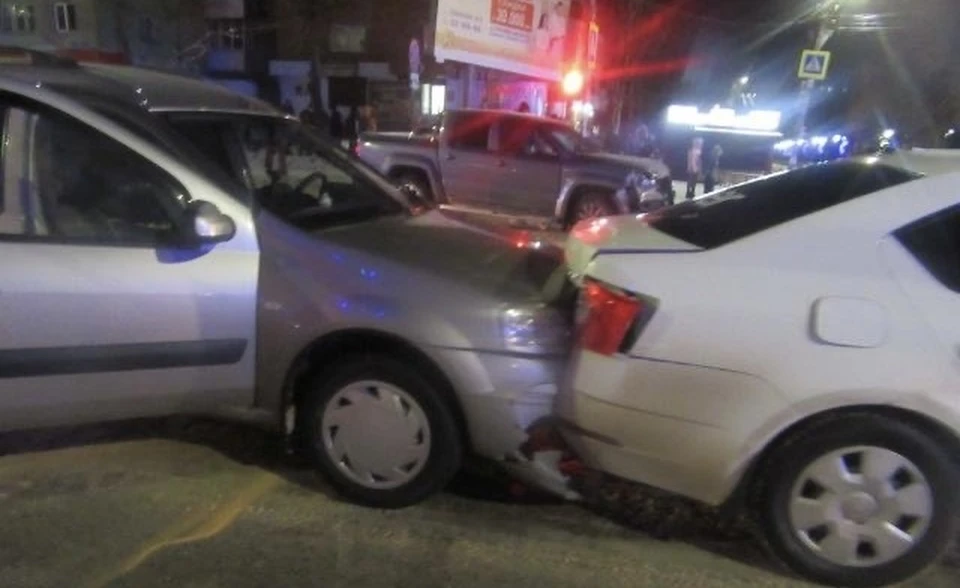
559, 160, 960, 587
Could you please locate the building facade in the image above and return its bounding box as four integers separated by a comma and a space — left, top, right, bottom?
268, 0, 433, 129
0, 0, 208, 68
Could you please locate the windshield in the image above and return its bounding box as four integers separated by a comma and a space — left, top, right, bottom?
166, 113, 408, 230
543, 123, 602, 154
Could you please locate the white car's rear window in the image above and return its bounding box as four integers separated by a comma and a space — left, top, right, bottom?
645, 161, 921, 249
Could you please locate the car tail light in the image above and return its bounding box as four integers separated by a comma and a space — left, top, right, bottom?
579, 279, 644, 355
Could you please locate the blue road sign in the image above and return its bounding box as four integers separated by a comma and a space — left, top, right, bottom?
798, 49, 831, 81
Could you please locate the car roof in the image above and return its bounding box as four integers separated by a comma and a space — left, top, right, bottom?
0, 53, 282, 117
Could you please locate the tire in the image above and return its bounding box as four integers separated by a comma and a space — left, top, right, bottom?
567, 191, 618, 229
298, 355, 463, 508
395, 172, 434, 203
758, 414, 960, 587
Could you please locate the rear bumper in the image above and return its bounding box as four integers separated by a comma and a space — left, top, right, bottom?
555, 353, 788, 506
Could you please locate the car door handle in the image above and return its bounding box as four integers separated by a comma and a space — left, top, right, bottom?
445, 152, 456, 161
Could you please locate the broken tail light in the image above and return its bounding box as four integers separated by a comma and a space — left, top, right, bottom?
578, 279, 644, 355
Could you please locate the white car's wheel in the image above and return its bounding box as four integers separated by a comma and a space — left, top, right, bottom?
299, 355, 462, 508
760, 415, 959, 587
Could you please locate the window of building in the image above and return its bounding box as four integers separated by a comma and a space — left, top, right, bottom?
0, 3, 36, 33
54, 2, 76, 32
209, 19, 245, 50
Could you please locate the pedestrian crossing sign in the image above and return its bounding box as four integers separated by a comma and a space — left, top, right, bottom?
798, 49, 831, 80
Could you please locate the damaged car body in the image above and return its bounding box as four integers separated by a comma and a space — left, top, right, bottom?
0, 53, 577, 508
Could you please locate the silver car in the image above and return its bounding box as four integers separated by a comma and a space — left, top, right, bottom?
0, 52, 573, 507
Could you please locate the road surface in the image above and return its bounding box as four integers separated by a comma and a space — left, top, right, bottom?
0, 420, 955, 588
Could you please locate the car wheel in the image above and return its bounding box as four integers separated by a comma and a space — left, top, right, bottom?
298, 355, 462, 508
396, 173, 434, 203
568, 192, 617, 228
759, 414, 959, 587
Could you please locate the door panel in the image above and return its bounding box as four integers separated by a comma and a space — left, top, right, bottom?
438, 111, 499, 207
490, 119, 561, 216
0, 102, 258, 431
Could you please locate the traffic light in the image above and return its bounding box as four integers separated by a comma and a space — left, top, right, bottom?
562, 69, 585, 96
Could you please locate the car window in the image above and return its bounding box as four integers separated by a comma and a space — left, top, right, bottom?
447, 112, 494, 151
894, 206, 960, 292
164, 119, 237, 183
64, 92, 245, 200
542, 123, 601, 154
220, 116, 407, 229
644, 162, 922, 249
499, 117, 557, 157
0, 104, 187, 246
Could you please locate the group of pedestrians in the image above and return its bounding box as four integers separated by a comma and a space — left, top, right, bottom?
282, 97, 377, 149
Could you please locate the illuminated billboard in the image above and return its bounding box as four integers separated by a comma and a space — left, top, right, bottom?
434, 0, 570, 81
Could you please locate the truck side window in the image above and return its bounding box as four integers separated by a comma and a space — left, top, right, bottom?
499, 118, 557, 158
447, 112, 494, 151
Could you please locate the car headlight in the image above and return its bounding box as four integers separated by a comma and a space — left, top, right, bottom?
501, 305, 570, 355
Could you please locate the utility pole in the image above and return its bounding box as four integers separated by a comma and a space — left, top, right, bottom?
582, 0, 597, 137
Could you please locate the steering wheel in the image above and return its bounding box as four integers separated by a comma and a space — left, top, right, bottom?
293, 171, 328, 200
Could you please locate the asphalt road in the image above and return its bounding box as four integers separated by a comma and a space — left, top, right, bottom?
0, 420, 955, 588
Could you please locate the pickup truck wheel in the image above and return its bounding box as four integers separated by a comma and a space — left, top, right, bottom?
298, 355, 462, 508
396, 173, 434, 203
567, 192, 617, 229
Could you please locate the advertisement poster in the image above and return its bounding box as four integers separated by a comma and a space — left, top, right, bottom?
434, 0, 570, 81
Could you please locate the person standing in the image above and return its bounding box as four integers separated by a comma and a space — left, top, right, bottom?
704, 143, 724, 193
685, 137, 704, 200
344, 105, 361, 149
329, 106, 344, 141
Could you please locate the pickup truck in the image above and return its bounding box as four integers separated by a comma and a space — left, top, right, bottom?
357, 109, 673, 230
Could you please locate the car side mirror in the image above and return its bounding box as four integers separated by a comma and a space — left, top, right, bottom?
186, 200, 236, 244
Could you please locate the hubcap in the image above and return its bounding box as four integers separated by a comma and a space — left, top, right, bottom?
788, 446, 933, 567
576, 200, 608, 221
401, 181, 426, 200
320, 380, 431, 490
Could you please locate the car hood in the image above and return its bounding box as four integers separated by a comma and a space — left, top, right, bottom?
280, 210, 569, 305
577, 152, 671, 178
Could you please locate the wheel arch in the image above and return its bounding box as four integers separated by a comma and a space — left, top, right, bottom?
729, 404, 960, 512
282, 328, 472, 449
